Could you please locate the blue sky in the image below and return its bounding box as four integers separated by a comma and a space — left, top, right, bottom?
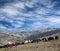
0, 0, 60, 32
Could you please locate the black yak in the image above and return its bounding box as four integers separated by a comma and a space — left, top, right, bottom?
48, 37, 54, 41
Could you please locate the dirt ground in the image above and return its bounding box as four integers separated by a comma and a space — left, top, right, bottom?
0, 39, 60, 51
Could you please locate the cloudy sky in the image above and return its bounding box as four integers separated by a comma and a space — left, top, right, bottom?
0, 0, 60, 32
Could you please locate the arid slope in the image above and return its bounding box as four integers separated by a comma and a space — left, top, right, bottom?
0, 39, 60, 51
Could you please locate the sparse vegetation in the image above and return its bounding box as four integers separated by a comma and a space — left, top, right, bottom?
0, 28, 60, 51
0, 39, 60, 51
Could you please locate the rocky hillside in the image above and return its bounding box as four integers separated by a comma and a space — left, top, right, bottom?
0, 34, 23, 45
24, 28, 60, 40
0, 28, 60, 41
0, 39, 60, 51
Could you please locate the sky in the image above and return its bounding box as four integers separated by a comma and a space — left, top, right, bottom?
0, 0, 60, 33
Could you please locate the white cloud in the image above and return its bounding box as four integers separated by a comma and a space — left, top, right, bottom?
12, 22, 24, 28
46, 1, 56, 8
2, 6, 19, 17
35, 8, 50, 15
54, 10, 60, 15
38, 0, 56, 8
0, 15, 25, 29
25, 2, 34, 8
0, 25, 7, 29
46, 17, 60, 24
13, 2, 25, 9
0, 15, 5, 20
0, 0, 60, 33
30, 22, 43, 29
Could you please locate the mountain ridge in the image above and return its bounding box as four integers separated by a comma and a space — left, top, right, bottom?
0, 28, 60, 40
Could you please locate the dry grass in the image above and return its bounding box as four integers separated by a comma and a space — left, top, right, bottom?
0, 39, 60, 51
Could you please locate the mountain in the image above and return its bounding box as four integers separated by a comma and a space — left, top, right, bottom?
0, 33, 23, 45
24, 28, 60, 40
0, 28, 60, 41
17, 28, 56, 38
